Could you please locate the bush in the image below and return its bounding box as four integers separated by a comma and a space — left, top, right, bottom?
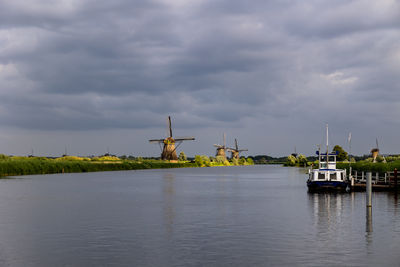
215, 156, 225, 164
178, 151, 187, 161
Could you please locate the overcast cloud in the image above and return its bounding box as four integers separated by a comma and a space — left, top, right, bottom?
0, 0, 399, 157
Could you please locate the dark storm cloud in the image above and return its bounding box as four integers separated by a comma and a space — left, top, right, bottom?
0, 0, 400, 155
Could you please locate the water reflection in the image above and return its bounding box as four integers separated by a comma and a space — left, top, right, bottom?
308, 192, 346, 232
163, 172, 176, 236
366, 206, 373, 233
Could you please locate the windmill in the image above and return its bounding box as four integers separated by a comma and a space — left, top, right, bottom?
214, 133, 227, 159
227, 138, 248, 160
149, 116, 195, 160
371, 138, 386, 163
371, 138, 379, 163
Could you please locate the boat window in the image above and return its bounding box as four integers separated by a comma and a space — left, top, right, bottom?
330, 173, 336, 180
318, 173, 325, 180
328, 156, 335, 162
320, 156, 327, 162
320, 162, 327, 168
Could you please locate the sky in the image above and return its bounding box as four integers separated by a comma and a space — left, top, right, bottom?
0, 0, 400, 157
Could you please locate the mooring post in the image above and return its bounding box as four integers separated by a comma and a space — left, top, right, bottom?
366, 172, 372, 208
366, 206, 373, 233
395, 168, 398, 190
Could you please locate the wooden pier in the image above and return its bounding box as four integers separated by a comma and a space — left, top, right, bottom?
351, 170, 399, 191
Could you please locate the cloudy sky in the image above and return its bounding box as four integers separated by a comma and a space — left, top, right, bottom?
0, 0, 399, 157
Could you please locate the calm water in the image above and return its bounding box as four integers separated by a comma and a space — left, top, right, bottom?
0, 165, 399, 266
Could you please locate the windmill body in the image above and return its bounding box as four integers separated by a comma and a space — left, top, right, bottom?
227, 138, 248, 160
214, 133, 227, 159
149, 116, 195, 160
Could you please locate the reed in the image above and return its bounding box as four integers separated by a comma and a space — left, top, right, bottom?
0, 158, 196, 177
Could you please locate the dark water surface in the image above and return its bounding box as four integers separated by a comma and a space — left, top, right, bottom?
0, 165, 399, 266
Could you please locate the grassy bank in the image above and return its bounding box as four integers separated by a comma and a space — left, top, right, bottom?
0, 157, 195, 177
0, 154, 254, 177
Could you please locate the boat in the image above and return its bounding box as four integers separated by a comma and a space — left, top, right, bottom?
307, 125, 350, 192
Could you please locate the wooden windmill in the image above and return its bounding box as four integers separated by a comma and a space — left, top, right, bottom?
371, 138, 379, 163
371, 138, 386, 163
227, 138, 248, 160
149, 116, 195, 160
214, 133, 227, 159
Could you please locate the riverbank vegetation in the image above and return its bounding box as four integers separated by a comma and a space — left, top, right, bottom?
0, 154, 254, 177
337, 156, 400, 173
194, 155, 253, 167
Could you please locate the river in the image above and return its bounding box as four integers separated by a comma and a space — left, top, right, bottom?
0, 165, 399, 266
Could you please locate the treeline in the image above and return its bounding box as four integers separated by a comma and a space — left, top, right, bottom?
247, 155, 287, 164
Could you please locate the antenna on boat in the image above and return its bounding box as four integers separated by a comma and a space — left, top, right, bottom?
326, 124, 329, 153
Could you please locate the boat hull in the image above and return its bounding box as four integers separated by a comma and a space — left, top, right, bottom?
307, 180, 350, 192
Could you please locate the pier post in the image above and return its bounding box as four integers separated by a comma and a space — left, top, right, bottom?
366, 172, 372, 208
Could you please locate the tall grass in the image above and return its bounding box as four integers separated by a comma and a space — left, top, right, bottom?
0, 158, 196, 177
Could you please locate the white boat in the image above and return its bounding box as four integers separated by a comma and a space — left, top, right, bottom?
307, 125, 349, 191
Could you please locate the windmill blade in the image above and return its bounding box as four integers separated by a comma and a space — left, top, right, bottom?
149, 139, 165, 143
223, 133, 226, 148
174, 137, 195, 141
165, 116, 173, 138
235, 139, 238, 150
376, 138, 379, 149
238, 149, 248, 152
214, 144, 223, 148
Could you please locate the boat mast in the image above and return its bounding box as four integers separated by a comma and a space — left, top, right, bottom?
326, 124, 329, 165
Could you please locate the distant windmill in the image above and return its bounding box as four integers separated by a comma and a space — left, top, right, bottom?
227, 138, 248, 160
149, 116, 195, 160
371, 138, 386, 163
214, 133, 227, 159
371, 138, 380, 163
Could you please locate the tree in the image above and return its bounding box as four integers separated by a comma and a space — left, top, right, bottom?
332, 145, 348, 161
285, 155, 297, 166
297, 154, 308, 166
178, 151, 187, 161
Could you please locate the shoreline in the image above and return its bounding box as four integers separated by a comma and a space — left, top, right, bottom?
0, 157, 254, 178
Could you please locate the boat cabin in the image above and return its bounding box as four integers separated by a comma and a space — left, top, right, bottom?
309, 151, 346, 182
318, 151, 337, 170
